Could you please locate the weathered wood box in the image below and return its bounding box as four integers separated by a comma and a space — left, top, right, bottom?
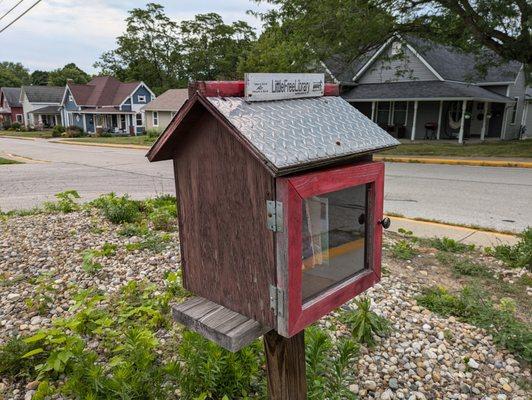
147, 77, 398, 339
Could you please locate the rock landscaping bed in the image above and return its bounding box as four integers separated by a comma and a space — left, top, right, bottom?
0, 194, 530, 400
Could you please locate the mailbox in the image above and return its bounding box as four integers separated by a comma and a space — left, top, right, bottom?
147, 77, 398, 338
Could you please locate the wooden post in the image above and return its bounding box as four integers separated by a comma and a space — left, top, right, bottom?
411, 100, 418, 141
264, 330, 307, 400
436, 100, 443, 140
371, 101, 376, 122
458, 100, 467, 144
480, 101, 489, 141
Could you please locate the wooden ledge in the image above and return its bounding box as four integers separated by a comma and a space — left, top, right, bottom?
172, 296, 271, 352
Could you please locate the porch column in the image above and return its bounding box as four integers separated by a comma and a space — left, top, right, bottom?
389, 101, 395, 126
125, 114, 130, 134
480, 102, 489, 141
436, 101, 443, 140
458, 100, 467, 144
82, 114, 87, 132
411, 100, 418, 141
371, 101, 376, 121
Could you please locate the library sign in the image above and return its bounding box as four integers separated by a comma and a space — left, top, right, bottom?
244, 73, 325, 102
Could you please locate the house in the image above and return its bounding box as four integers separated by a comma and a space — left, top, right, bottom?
20, 86, 64, 128
324, 36, 526, 142
0, 87, 23, 127
141, 88, 188, 131
523, 88, 532, 139
60, 76, 156, 135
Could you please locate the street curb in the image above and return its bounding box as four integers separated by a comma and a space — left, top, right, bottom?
374, 155, 532, 168
55, 140, 151, 151
0, 135, 36, 141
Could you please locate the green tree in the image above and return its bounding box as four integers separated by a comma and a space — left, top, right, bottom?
30, 70, 49, 86
47, 63, 91, 86
94, 3, 183, 94
180, 13, 256, 80
94, 4, 256, 93
0, 62, 30, 87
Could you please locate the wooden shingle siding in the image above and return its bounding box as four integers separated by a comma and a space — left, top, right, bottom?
358, 42, 438, 84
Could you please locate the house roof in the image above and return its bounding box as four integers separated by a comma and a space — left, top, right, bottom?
28, 105, 61, 114
141, 89, 188, 112
325, 36, 521, 84
77, 108, 135, 114
21, 85, 64, 103
67, 76, 142, 107
342, 81, 513, 103
1, 87, 22, 107
148, 94, 399, 175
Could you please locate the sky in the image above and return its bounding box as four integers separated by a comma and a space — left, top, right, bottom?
0, 0, 271, 73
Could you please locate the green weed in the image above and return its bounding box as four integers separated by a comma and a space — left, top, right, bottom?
429, 237, 475, 253
43, 190, 81, 213
126, 233, 172, 253
486, 228, 531, 271
417, 285, 532, 362
391, 239, 418, 260
118, 221, 150, 237
437, 252, 491, 277
90, 193, 141, 224
341, 297, 390, 347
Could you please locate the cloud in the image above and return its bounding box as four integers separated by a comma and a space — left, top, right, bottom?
0, 0, 269, 73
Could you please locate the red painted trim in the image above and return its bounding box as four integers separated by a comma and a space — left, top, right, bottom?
324, 83, 340, 96
278, 161, 385, 337
189, 81, 340, 98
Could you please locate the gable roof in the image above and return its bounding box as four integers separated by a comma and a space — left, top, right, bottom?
1, 87, 22, 107
67, 76, 144, 107
141, 89, 188, 112
325, 36, 522, 84
147, 93, 398, 175
22, 85, 64, 103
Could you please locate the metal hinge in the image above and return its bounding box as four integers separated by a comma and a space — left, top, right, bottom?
266, 200, 283, 232
269, 285, 285, 318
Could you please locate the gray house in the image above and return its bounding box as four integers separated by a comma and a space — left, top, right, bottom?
20, 86, 64, 128
325, 36, 526, 143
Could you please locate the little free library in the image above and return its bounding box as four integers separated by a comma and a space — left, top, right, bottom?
147, 73, 399, 399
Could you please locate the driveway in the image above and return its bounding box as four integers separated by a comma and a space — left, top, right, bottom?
1, 137, 531, 232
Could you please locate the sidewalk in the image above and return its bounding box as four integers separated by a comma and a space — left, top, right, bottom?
374, 155, 532, 168
387, 216, 519, 247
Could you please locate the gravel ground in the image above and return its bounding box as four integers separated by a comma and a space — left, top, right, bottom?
0, 212, 530, 400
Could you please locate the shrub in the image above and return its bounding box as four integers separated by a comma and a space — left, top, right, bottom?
417, 285, 532, 361
148, 208, 176, 231
10, 122, 21, 131
63, 125, 85, 138
0, 337, 44, 378
2, 120, 12, 130
118, 221, 150, 237
43, 190, 81, 213
90, 193, 141, 224
487, 227, 531, 271
52, 125, 65, 137
429, 237, 475, 253
341, 297, 390, 347
391, 239, 417, 260
146, 128, 162, 138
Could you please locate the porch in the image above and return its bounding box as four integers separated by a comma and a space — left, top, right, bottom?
76, 109, 137, 135
29, 106, 62, 129
343, 81, 514, 143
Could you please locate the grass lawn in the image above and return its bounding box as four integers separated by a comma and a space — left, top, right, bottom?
61, 135, 156, 146
0, 130, 54, 139
381, 139, 532, 158
0, 156, 22, 165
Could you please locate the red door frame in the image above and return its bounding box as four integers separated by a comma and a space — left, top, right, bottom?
276, 161, 385, 337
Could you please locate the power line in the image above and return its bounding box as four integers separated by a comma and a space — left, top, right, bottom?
0, 0, 25, 22
0, 0, 42, 34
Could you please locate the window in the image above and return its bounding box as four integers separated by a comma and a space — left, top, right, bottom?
391, 41, 402, 56
392, 102, 407, 125
509, 97, 518, 125
376, 102, 391, 126
16, 114, 23, 123
136, 113, 143, 126
302, 184, 368, 302
68, 94, 73, 102
152, 111, 159, 126
138, 95, 147, 103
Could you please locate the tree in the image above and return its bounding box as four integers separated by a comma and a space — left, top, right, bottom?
94, 3, 256, 93
0, 62, 30, 87
30, 70, 49, 86
47, 63, 91, 86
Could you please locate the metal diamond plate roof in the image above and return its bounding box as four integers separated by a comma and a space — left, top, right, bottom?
207, 96, 398, 172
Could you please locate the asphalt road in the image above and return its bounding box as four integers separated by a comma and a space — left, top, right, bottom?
1, 137, 531, 232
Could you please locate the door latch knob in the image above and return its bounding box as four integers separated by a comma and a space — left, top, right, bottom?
379, 217, 391, 229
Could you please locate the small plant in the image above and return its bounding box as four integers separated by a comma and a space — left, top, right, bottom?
391, 239, 417, 260
417, 285, 532, 362
146, 128, 162, 138
63, 125, 85, 138
342, 297, 390, 347
487, 227, 531, 271
43, 190, 81, 213
0, 337, 44, 378
305, 326, 359, 399
118, 221, 150, 237
437, 252, 491, 277
91, 193, 141, 224
52, 125, 65, 137
126, 233, 172, 253
429, 237, 475, 253
82, 250, 103, 273
148, 207, 176, 231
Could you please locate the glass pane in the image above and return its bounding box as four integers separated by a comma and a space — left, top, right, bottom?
301, 184, 368, 302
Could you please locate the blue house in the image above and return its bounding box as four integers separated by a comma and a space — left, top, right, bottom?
60, 76, 156, 135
